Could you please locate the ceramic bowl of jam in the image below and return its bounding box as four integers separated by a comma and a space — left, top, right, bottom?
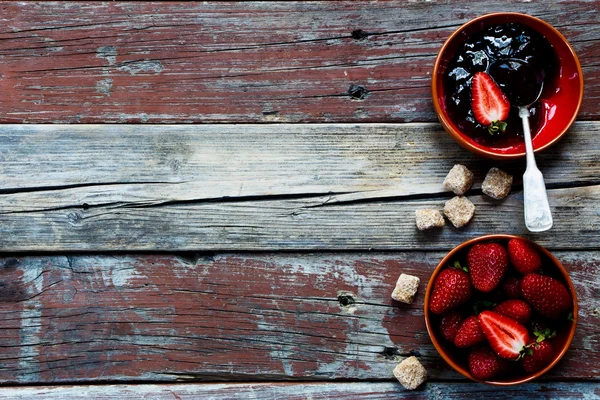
432, 13, 584, 159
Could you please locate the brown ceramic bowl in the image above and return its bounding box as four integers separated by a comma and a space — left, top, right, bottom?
424, 234, 578, 385
432, 13, 584, 159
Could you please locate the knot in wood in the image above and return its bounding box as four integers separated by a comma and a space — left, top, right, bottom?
67, 212, 82, 225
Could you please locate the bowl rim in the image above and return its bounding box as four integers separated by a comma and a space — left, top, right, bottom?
423, 234, 579, 385
431, 12, 584, 160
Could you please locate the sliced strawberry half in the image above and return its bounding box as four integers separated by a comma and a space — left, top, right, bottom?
471, 72, 511, 135
478, 310, 530, 360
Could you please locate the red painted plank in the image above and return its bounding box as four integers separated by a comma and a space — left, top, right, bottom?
0, 252, 596, 384
0, 1, 597, 123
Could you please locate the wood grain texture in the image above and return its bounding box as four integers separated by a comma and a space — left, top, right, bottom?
2, 123, 599, 195
0, 1, 597, 123
0, 382, 598, 399
1, 123, 598, 251
0, 0, 598, 392
0, 252, 597, 384
2, 184, 599, 251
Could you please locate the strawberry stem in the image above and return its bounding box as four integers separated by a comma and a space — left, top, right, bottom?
517, 346, 532, 361
488, 120, 507, 135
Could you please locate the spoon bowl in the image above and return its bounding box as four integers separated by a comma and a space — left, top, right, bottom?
488, 58, 545, 107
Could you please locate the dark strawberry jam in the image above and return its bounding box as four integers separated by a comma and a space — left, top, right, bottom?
443, 23, 559, 148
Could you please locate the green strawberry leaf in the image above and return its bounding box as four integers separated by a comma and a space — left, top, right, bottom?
533, 328, 556, 342
536, 335, 545, 343
452, 260, 468, 273
488, 120, 508, 135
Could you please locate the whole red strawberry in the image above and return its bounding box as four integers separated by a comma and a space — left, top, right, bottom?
493, 299, 532, 325
508, 238, 542, 274
440, 312, 464, 342
478, 311, 530, 360
521, 340, 554, 373
521, 273, 572, 319
468, 346, 508, 380
501, 275, 522, 299
467, 243, 508, 292
454, 315, 485, 348
430, 268, 472, 314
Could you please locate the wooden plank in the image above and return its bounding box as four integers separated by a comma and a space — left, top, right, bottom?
2, 123, 598, 195
0, 382, 598, 399
0, 252, 596, 384
1, 123, 599, 251
1, 184, 598, 251
0, 1, 597, 123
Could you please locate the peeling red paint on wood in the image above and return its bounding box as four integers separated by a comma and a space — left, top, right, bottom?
0, 1, 597, 123
0, 0, 598, 392
0, 252, 597, 384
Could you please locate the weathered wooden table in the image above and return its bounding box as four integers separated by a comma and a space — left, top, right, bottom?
0, 1, 598, 398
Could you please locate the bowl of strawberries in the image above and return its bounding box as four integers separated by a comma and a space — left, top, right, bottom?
424, 234, 577, 385
432, 13, 583, 159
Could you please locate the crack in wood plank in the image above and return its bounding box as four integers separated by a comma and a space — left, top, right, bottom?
0, 123, 598, 250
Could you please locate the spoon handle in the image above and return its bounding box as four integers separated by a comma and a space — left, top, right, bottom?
519, 107, 553, 232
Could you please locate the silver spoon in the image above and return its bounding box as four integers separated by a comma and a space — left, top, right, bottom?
489, 59, 552, 232
519, 85, 552, 232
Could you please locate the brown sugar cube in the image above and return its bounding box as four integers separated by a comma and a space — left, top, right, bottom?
443, 196, 475, 228
482, 167, 513, 199
391, 274, 420, 304
443, 164, 474, 195
415, 209, 445, 231
393, 356, 427, 390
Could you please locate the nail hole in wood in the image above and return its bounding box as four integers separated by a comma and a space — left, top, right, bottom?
381, 346, 400, 360
351, 29, 368, 40
338, 294, 355, 307
348, 84, 369, 100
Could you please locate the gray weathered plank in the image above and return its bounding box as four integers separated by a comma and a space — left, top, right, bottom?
0, 382, 597, 399
0, 184, 598, 251
1, 123, 598, 197
0, 1, 597, 123
0, 123, 598, 251
0, 252, 596, 383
